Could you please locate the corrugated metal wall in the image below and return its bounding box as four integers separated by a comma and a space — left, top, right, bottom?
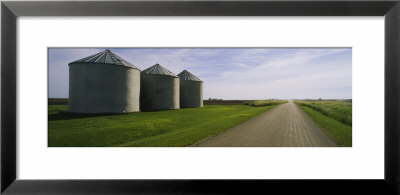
68, 63, 140, 113
140, 74, 179, 111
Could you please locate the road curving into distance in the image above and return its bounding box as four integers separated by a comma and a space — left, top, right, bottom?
195, 100, 336, 147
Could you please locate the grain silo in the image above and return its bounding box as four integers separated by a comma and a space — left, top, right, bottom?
68, 49, 140, 113
177, 70, 203, 108
140, 64, 179, 111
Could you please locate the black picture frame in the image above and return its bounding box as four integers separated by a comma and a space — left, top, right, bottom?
2, 0, 399, 194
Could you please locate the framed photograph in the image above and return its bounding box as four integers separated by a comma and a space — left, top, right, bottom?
47, 47, 351, 147
2, 0, 400, 194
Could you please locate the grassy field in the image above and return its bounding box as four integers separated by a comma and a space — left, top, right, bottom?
244, 100, 288, 107
48, 105, 68, 115
294, 100, 352, 146
295, 100, 352, 125
48, 105, 275, 147
203, 100, 247, 105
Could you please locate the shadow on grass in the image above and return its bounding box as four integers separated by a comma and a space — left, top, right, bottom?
48, 109, 179, 121
48, 111, 126, 121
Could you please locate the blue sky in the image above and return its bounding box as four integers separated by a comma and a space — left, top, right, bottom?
48, 48, 352, 100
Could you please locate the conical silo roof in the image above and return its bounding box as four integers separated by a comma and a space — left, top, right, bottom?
141, 64, 177, 77
69, 49, 139, 69
178, 70, 202, 82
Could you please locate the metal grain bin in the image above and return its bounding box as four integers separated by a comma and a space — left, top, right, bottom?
68, 49, 140, 113
140, 64, 179, 111
177, 70, 203, 108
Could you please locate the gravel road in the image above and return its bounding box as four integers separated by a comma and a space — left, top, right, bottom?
195, 101, 336, 147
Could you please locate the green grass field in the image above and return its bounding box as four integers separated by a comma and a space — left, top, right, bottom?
48, 105, 274, 147
295, 100, 352, 125
243, 100, 288, 107
294, 100, 352, 146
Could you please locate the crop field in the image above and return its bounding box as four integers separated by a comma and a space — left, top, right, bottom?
294, 100, 352, 146
203, 100, 287, 106
244, 100, 288, 107
203, 100, 247, 105
48, 104, 276, 147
